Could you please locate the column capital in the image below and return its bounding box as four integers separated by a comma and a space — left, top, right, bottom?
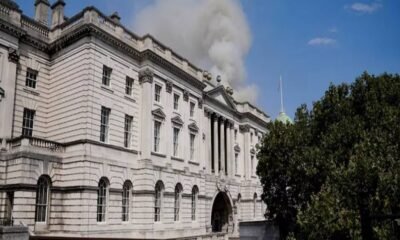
138, 68, 154, 84
165, 80, 173, 93
239, 124, 251, 132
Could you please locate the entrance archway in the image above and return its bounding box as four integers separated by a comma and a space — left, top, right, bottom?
211, 191, 233, 232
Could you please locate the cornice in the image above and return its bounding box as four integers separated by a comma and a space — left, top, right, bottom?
0, 18, 26, 38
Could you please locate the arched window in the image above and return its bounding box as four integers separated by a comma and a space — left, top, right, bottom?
253, 193, 257, 219
122, 181, 132, 222
191, 186, 199, 221
35, 175, 50, 223
237, 193, 242, 221
97, 178, 109, 222
154, 181, 164, 222
174, 183, 183, 221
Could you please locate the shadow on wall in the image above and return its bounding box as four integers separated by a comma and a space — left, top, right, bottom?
239, 220, 279, 240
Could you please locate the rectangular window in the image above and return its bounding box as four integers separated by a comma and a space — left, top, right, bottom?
100, 107, 110, 142
155, 84, 162, 102
173, 94, 179, 110
190, 133, 195, 160
22, 108, 35, 137
125, 76, 134, 95
4, 192, 14, 225
235, 153, 239, 175
25, 68, 38, 89
102, 65, 112, 86
251, 132, 253, 143
173, 127, 180, 157
154, 121, 161, 152
124, 115, 133, 148
190, 102, 195, 117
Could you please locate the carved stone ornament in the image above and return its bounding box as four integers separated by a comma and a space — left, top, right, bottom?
198, 98, 203, 109
239, 124, 250, 132
234, 144, 241, 152
138, 68, 154, 84
8, 48, 20, 63
166, 80, 173, 93
183, 89, 189, 101
188, 122, 199, 132
216, 179, 228, 192
171, 116, 184, 126
152, 108, 166, 119
250, 148, 256, 155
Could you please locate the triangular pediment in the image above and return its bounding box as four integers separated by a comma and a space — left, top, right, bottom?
152, 108, 166, 119
188, 122, 199, 132
206, 86, 237, 111
171, 116, 184, 125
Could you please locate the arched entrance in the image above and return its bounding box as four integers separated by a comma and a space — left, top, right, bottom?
211, 191, 233, 232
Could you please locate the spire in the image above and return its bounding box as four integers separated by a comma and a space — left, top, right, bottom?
276, 75, 293, 124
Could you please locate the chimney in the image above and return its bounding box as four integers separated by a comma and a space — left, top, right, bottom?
51, 0, 65, 28
110, 12, 121, 24
34, 0, 50, 26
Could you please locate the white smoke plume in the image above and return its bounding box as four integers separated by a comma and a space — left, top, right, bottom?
133, 0, 258, 103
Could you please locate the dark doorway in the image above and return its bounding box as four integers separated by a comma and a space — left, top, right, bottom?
211, 191, 232, 232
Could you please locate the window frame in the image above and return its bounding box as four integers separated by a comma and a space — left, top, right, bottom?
97, 178, 109, 222
191, 186, 198, 221
124, 115, 133, 148
173, 127, 180, 157
125, 76, 134, 96
235, 153, 239, 175
100, 107, 111, 143
174, 184, 182, 222
25, 68, 38, 89
22, 108, 35, 137
190, 133, 196, 160
102, 65, 112, 86
173, 93, 180, 110
154, 120, 161, 152
35, 176, 50, 223
154, 84, 162, 103
154, 181, 164, 222
122, 181, 132, 222
189, 101, 195, 117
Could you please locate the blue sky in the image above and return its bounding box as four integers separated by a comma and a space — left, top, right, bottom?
15, 0, 400, 119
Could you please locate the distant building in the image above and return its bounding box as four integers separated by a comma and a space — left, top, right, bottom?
0, 0, 269, 239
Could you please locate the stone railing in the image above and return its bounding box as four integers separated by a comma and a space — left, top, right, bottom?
6, 136, 65, 153
21, 16, 49, 38
0, 4, 10, 16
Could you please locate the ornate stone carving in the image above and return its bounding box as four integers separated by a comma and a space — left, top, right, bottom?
165, 80, 173, 93
138, 68, 154, 84
234, 144, 241, 153
183, 89, 189, 101
198, 98, 203, 109
8, 48, 19, 63
216, 178, 228, 192
239, 124, 250, 132
250, 148, 256, 155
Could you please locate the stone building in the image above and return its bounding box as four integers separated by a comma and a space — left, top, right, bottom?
0, 0, 269, 239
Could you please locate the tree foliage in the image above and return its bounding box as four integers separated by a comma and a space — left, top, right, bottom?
257, 73, 400, 239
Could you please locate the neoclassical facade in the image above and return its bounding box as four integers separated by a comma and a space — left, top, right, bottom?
0, 1, 269, 239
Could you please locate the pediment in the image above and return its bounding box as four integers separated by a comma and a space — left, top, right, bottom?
188, 122, 199, 132
234, 144, 241, 152
206, 86, 237, 111
171, 116, 184, 125
152, 108, 166, 119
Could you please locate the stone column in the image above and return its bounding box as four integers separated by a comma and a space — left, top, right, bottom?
213, 114, 219, 175
139, 68, 154, 160
207, 111, 212, 173
242, 125, 250, 179
0, 48, 19, 141
231, 124, 235, 176
226, 121, 231, 177
220, 118, 225, 176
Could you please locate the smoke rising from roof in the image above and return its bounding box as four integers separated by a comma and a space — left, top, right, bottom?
133, 0, 258, 103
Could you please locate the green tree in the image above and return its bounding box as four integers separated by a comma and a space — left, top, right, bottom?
257, 73, 400, 239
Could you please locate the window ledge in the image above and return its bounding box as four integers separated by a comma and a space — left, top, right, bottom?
101, 85, 114, 93
171, 156, 184, 162
23, 87, 40, 96
124, 95, 136, 103
151, 152, 166, 158
188, 161, 199, 166
235, 174, 242, 177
